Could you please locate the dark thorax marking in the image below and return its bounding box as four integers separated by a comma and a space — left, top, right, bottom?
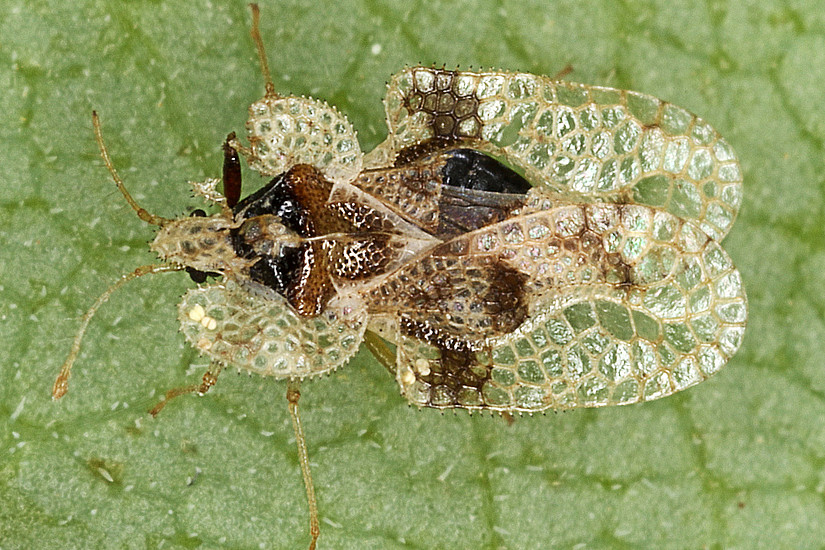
231, 164, 427, 313
231, 164, 343, 316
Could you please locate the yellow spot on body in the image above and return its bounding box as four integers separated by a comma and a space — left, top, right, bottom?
414, 358, 431, 376
199, 315, 217, 330
196, 338, 213, 351
188, 304, 206, 322
401, 368, 416, 386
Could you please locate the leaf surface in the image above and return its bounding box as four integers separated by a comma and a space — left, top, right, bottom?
1, 1, 822, 548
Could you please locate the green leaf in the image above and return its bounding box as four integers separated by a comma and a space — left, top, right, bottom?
1, 1, 823, 548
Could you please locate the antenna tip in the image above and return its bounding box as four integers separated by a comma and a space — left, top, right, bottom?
52, 375, 69, 400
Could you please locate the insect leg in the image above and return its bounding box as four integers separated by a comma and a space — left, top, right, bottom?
222, 132, 242, 209
249, 4, 276, 98
149, 362, 223, 417
362, 330, 397, 376
286, 379, 320, 550
53, 263, 182, 400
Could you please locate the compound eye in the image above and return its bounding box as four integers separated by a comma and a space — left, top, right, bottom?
185, 267, 209, 284
190, 209, 207, 217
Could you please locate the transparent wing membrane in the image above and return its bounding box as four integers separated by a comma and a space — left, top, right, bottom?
179, 282, 366, 379
372, 68, 742, 241
243, 96, 363, 185
394, 204, 746, 411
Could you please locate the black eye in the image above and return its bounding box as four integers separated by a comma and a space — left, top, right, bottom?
190, 209, 207, 217
186, 267, 213, 284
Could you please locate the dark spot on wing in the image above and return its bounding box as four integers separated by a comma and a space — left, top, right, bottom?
402, 69, 483, 141
439, 149, 531, 194
371, 256, 529, 344
482, 261, 530, 334
400, 317, 493, 408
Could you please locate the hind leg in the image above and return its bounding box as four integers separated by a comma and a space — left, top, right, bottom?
149, 362, 223, 417
286, 379, 320, 550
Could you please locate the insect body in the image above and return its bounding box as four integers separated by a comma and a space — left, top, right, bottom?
53, 6, 747, 549
207, 64, 748, 411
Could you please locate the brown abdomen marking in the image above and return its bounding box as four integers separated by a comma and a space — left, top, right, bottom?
369, 254, 529, 345
394, 260, 529, 408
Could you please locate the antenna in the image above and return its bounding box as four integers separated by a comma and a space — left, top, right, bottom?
52, 264, 181, 399
92, 111, 171, 226
249, 3, 277, 98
